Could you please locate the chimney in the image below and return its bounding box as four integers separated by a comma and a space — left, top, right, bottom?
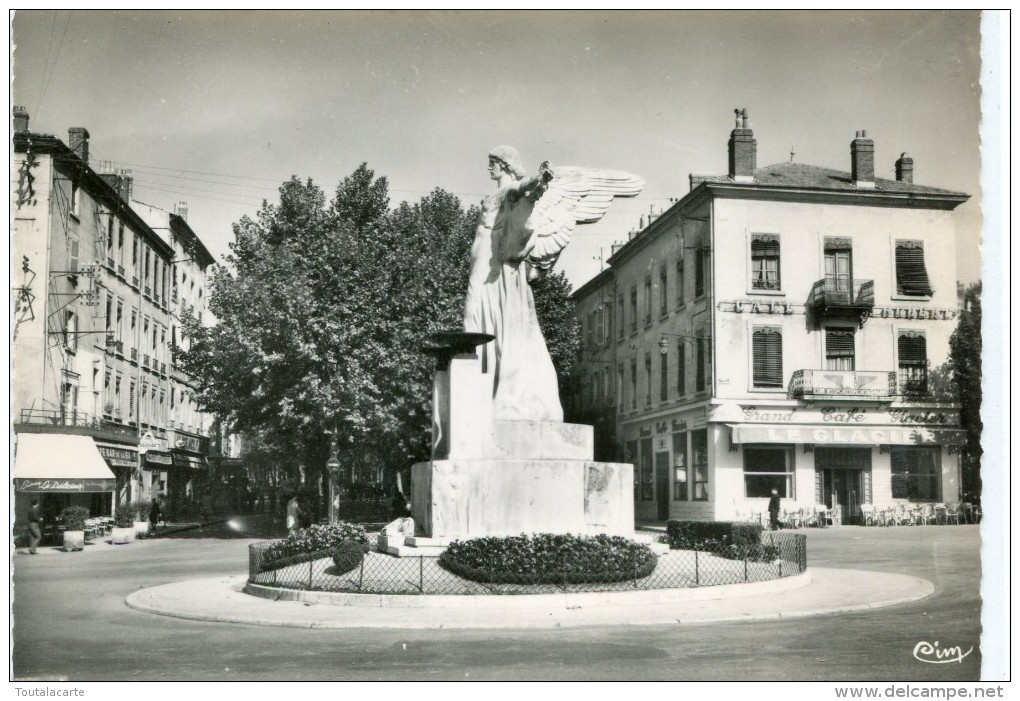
728, 108, 756, 182
118, 169, 133, 202
174, 201, 189, 222
68, 127, 90, 165
895, 152, 914, 183
851, 130, 875, 188
13, 106, 29, 132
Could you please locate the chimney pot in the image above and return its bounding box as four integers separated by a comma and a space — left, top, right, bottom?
68, 127, 90, 165
851, 130, 875, 187
13, 106, 29, 132
895, 152, 914, 183
728, 107, 757, 181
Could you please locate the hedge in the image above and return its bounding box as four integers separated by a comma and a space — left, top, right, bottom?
665, 520, 778, 562
260, 522, 369, 571
439, 533, 658, 585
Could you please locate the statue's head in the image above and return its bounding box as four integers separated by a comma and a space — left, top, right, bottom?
488, 145, 526, 180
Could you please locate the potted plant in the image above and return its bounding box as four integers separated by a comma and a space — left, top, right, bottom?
129, 499, 151, 538
111, 509, 136, 544
60, 506, 90, 552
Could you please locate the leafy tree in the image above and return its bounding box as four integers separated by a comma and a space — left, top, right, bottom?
949, 282, 982, 499
531, 270, 581, 385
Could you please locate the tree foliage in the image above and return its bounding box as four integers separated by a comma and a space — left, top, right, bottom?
181, 164, 580, 489
949, 282, 982, 496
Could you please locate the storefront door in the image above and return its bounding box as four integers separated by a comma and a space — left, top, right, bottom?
655, 452, 670, 520
819, 469, 863, 524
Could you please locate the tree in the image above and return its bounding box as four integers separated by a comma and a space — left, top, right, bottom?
531, 270, 581, 386
949, 282, 982, 499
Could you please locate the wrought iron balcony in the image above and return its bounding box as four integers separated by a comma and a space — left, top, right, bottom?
809, 278, 875, 327
788, 369, 896, 401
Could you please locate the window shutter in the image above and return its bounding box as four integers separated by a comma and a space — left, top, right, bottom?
752, 327, 783, 387
895, 241, 933, 296
824, 237, 852, 252
751, 234, 780, 257
826, 329, 855, 357
898, 334, 927, 364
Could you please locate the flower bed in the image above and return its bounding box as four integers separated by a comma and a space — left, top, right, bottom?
259, 522, 369, 572
665, 520, 780, 562
439, 533, 657, 585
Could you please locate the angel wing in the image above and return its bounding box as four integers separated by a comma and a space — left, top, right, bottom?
525, 166, 644, 279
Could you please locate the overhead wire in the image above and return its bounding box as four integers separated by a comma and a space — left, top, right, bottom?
34, 10, 72, 118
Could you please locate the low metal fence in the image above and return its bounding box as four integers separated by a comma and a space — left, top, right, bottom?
247, 531, 807, 595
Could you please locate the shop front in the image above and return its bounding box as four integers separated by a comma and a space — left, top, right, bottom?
13, 433, 117, 534
96, 442, 139, 507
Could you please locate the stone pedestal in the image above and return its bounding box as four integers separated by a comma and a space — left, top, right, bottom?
408, 331, 635, 544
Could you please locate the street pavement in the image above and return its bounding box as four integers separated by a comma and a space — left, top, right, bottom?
11, 517, 984, 681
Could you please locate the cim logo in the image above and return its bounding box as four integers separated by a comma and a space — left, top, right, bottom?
912, 641, 974, 664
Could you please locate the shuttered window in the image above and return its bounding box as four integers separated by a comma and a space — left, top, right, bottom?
895, 241, 933, 296
752, 327, 783, 388
660, 353, 668, 401
677, 340, 686, 396
751, 234, 781, 290
826, 328, 856, 370
898, 332, 928, 395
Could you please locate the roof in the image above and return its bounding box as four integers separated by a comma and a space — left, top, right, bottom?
692, 161, 969, 199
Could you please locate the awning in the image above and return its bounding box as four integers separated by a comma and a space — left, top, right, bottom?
172, 452, 208, 470
143, 451, 173, 468
14, 433, 117, 492
728, 424, 968, 446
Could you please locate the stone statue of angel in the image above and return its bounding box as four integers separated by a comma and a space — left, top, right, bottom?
464, 145, 644, 422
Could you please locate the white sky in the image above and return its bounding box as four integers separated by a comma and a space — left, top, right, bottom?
11, 10, 984, 289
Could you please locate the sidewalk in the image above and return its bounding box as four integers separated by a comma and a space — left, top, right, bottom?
125, 566, 933, 630
15, 519, 225, 555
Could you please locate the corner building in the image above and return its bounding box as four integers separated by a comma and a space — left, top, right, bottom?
570, 111, 970, 524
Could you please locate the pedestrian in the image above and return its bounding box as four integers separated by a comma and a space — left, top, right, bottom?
27, 498, 43, 554
768, 488, 782, 531
286, 494, 305, 535
149, 497, 161, 530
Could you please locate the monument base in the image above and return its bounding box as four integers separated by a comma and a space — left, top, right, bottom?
411, 459, 634, 540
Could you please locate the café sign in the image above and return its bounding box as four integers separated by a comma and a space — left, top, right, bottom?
15, 478, 116, 493
729, 424, 967, 446
736, 405, 959, 427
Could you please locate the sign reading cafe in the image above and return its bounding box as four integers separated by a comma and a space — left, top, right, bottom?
737, 405, 959, 427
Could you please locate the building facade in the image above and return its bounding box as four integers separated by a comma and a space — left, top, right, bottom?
12, 109, 216, 530
570, 110, 970, 525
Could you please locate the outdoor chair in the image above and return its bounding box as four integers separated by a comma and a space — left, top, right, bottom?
917, 503, 937, 525
933, 503, 948, 525
859, 503, 877, 526
782, 508, 802, 529
944, 502, 962, 525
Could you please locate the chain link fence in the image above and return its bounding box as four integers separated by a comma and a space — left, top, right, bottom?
248, 531, 806, 595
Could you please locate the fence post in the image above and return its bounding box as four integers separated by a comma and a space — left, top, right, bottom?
358, 556, 364, 591
308, 559, 313, 589
419, 555, 424, 594
632, 550, 638, 589
744, 555, 748, 582
562, 553, 568, 593
695, 548, 700, 586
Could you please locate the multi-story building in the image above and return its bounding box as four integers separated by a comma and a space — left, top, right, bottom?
12, 108, 216, 531
570, 109, 970, 524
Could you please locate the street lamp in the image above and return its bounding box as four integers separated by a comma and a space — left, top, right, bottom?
324, 430, 341, 524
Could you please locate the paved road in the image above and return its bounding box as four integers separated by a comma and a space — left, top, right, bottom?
12, 519, 983, 681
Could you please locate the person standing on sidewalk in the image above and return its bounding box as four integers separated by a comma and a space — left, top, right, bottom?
286, 494, 305, 535
27, 499, 43, 554
768, 489, 782, 531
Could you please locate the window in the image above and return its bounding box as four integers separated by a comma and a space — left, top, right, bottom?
116, 301, 123, 345
750, 234, 781, 290
644, 353, 652, 406
640, 438, 653, 500
629, 287, 637, 333
63, 310, 77, 353
70, 181, 80, 217
676, 258, 685, 307
695, 247, 707, 297
118, 223, 125, 265
604, 304, 612, 345
68, 234, 80, 274
644, 275, 652, 324
114, 374, 122, 417
585, 312, 594, 350
677, 340, 686, 395
898, 331, 927, 395
826, 328, 856, 371
660, 352, 668, 401
691, 429, 709, 500
595, 306, 605, 346
695, 336, 706, 392
617, 364, 625, 414
617, 296, 625, 340
144, 248, 151, 286
626, 441, 639, 496
129, 381, 136, 420
752, 326, 783, 388
105, 296, 113, 334
895, 240, 933, 296
824, 238, 853, 299
629, 359, 637, 410
659, 264, 668, 315
890, 447, 941, 501
673, 432, 688, 500
743, 446, 795, 498
132, 235, 139, 270
60, 374, 78, 423
103, 371, 111, 416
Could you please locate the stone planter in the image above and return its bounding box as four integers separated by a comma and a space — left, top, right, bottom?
110, 527, 135, 545
63, 530, 85, 552
133, 521, 150, 539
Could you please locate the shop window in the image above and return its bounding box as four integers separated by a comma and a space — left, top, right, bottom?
897, 331, 928, 396
743, 445, 794, 498
691, 429, 709, 500
894, 240, 933, 296
673, 432, 688, 500
750, 234, 781, 290
890, 447, 941, 501
826, 328, 856, 371
640, 438, 653, 500
752, 326, 783, 388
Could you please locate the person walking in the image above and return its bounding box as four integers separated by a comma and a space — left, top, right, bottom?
149, 497, 161, 531
768, 489, 782, 531
27, 499, 43, 554
286, 494, 305, 535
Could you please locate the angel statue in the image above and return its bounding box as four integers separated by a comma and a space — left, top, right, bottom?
464, 145, 644, 422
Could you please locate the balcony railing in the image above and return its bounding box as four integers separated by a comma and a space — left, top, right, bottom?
809, 278, 875, 326
788, 369, 896, 401
117, 264, 125, 277
160, 362, 167, 375
16, 409, 140, 439
142, 354, 150, 368
130, 348, 138, 361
